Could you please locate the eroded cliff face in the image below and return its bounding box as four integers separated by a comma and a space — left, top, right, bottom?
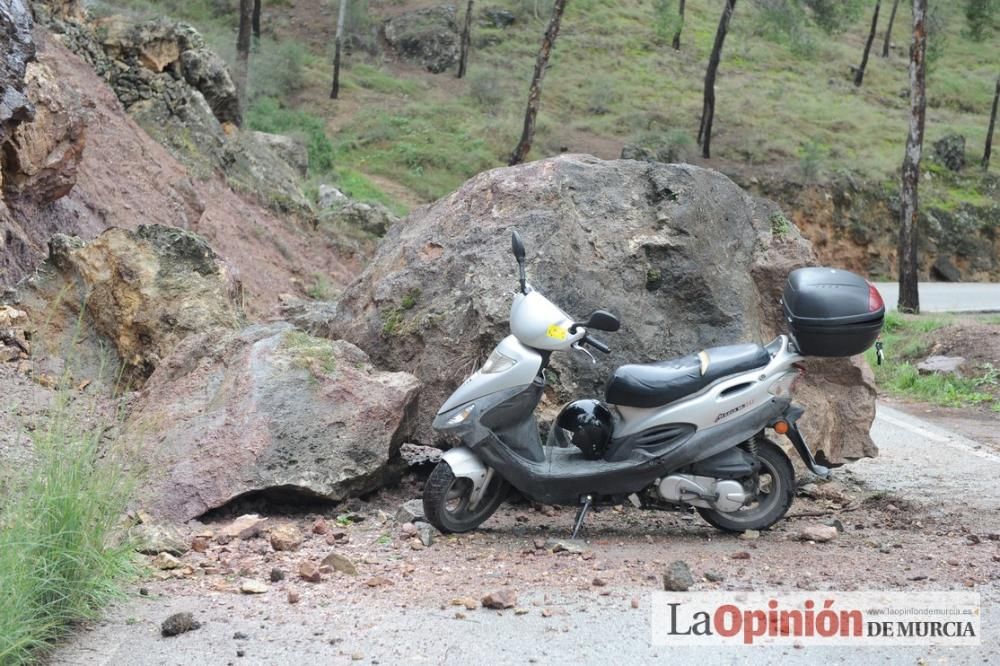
0, 9, 357, 314
736, 176, 1000, 283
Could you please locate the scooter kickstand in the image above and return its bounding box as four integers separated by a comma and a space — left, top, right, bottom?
571, 495, 593, 540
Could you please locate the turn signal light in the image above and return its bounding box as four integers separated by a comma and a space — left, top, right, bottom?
773, 420, 790, 434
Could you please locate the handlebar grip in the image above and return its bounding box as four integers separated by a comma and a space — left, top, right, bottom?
583, 334, 610, 354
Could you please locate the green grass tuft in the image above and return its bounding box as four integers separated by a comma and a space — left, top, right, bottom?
0, 388, 136, 664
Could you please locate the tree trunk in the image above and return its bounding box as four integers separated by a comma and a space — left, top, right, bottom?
854, 0, 881, 87
330, 0, 348, 99
898, 0, 927, 314
671, 0, 685, 50
697, 0, 736, 159
982, 76, 999, 170
236, 0, 253, 108
252, 0, 262, 40
881, 0, 899, 56
509, 0, 569, 166
457, 0, 474, 78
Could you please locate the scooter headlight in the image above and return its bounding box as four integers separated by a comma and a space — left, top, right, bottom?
446, 404, 476, 426
480, 350, 517, 374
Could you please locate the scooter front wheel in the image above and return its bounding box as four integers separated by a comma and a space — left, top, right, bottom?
696, 438, 795, 532
422, 461, 509, 533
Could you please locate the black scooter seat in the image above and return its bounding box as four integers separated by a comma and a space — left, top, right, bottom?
605, 343, 771, 409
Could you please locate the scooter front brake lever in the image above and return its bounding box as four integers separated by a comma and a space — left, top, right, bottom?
572, 342, 597, 364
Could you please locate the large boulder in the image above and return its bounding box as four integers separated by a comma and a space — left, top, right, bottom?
126, 323, 421, 522
2, 60, 85, 204
307, 155, 877, 463
932, 134, 965, 172
179, 47, 240, 126
5, 224, 242, 383
383, 6, 460, 74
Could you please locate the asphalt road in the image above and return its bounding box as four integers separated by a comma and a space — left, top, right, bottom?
51, 406, 1000, 665
873, 282, 1000, 313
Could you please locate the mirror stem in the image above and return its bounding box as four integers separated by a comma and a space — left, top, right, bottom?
518, 261, 526, 294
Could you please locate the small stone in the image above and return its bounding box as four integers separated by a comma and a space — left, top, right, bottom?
739, 530, 760, 540
139, 587, 149, 596
799, 525, 839, 543
541, 608, 553, 617
269, 524, 304, 552
161, 612, 200, 637
322, 551, 358, 575
365, 576, 392, 587
312, 518, 329, 535
592, 577, 607, 587
132, 523, 189, 556
731, 551, 751, 560
233, 631, 249, 640
544, 538, 587, 554
236, 650, 245, 658
662, 560, 695, 592
533, 538, 546, 550
152, 553, 182, 570
454, 611, 466, 619
298, 561, 322, 583
351, 653, 364, 661
191, 537, 209, 553
401, 522, 418, 535
539, 505, 557, 517
416, 522, 437, 547
287, 590, 300, 604
411, 541, 425, 550
395, 499, 425, 523
217, 514, 267, 542
630, 597, 640, 609
823, 519, 845, 533
269, 568, 285, 582
704, 571, 725, 582
451, 596, 479, 610
482, 589, 518, 609
240, 580, 269, 594
515, 608, 529, 615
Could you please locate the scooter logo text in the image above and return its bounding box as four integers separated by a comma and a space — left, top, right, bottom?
714, 400, 753, 423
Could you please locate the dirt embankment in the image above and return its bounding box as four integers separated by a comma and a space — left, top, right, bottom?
2, 30, 359, 316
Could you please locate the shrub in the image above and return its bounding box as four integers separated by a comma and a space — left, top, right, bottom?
250, 41, 309, 101
963, 0, 997, 42
652, 0, 683, 45
0, 388, 135, 664
468, 71, 506, 111
798, 138, 829, 181
800, 0, 864, 34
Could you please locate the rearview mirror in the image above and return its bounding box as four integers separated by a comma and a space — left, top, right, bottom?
581, 310, 620, 332
511, 230, 526, 262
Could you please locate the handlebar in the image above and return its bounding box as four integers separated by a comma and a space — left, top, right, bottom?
582, 334, 610, 354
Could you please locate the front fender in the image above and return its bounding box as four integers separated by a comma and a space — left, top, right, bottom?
442, 446, 488, 482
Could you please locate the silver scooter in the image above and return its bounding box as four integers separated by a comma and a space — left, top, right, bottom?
423, 231, 885, 536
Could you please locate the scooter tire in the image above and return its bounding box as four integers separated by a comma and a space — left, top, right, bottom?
696, 438, 795, 533
422, 461, 509, 533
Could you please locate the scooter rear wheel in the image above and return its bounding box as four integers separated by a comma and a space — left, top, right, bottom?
696, 438, 795, 532
422, 461, 509, 533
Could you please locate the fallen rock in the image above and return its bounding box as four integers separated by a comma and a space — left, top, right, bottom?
482, 589, 517, 609
452, 596, 479, 610
269, 524, 304, 552
396, 499, 426, 524
799, 524, 839, 543
365, 576, 392, 587
179, 47, 240, 126
7, 225, 242, 386
247, 130, 309, 178
132, 523, 188, 556
320, 200, 398, 237
917, 356, 967, 377
739, 530, 760, 541
161, 612, 200, 637
311, 518, 329, 535
322, 551, 358, 575
152, 552, 182, 570
288, 590, 300, 604
544, 538, 588, 555
704, 571, 725, 582
240, 579, 269, 594
0, 305, 31, 361
123, 324, 420, 522
317, 184, 348, 209
931, 256, 962, 282
313, 156, 877, 463
416, 522, 437, 547
217, 514, 268, 542
269, 568, 285, 582
731, 551, 751, 560
298, 561, 322, 583
662, 560, 694, 592
383, 6, 460, 74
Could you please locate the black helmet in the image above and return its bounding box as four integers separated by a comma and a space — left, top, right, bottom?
554, 399, 613, 460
